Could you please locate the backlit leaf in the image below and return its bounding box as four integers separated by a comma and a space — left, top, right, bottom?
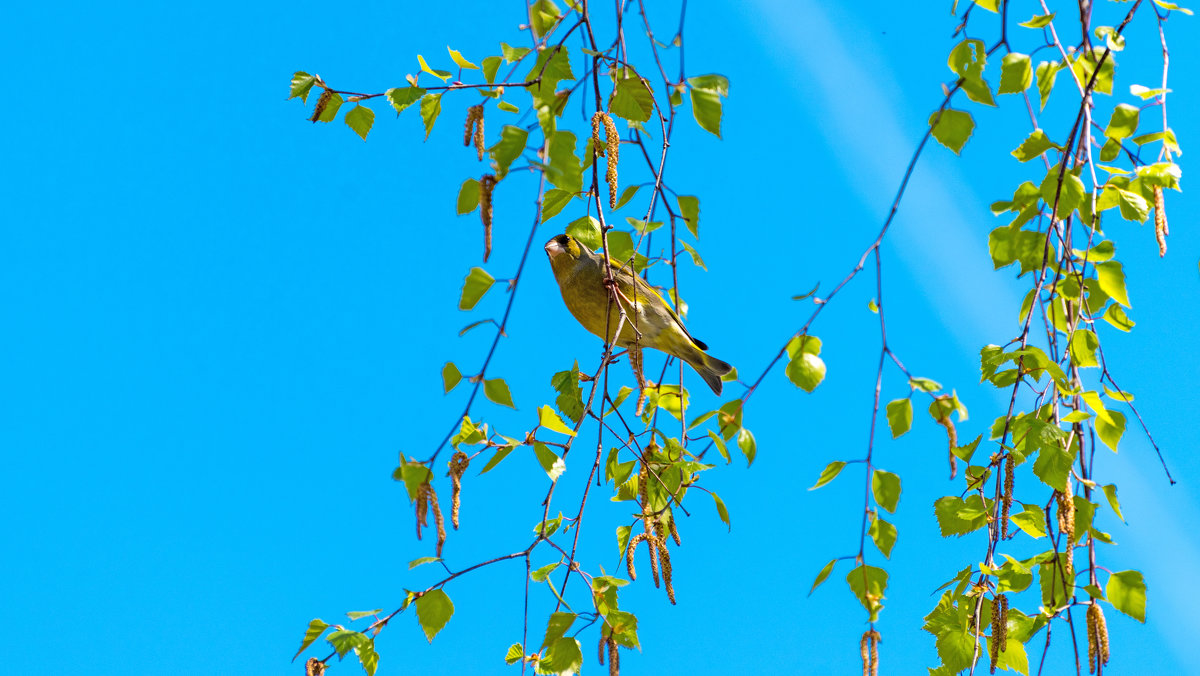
415, 589, 454, 642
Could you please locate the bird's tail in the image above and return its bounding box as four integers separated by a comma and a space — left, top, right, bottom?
685, 352, 734, 396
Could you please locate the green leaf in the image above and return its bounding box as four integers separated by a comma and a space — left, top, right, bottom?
1020, 12, 1055, 28
1107, 570, 1147, 621
810, 461, 847, 490
872, 470, 901, 513
541, 188, 574, 223
935, 495, 989, 536
447, 46, 478, 70
1036, 60, 1059, 109
459, 267, 495, 310
609, 76, 654, 123
415, 589, 454, 642
293, 618, 329, 660
420, 93, 443, 140
1039, 167, 1086, 219
1154, 0, 1195, 14
501, 42, 531, 63
344, 105, 374, 140
846, 565, 888, 621
531, 563, 560, 583
679, 240, 706, 270
545, 130, 582, 193
326, 629, 368, 658
1102, 484, 1125, 522
886, 399, 913, 438
538, 405, 576, 436
550, 362, 584, 424
505, 643, 524, 665
408, 556, 441, 569
1032, 444, 1073, 492
346, 609, 382, 621
528, 0, 562, 39
910, 377, 942, 392
538, 637, 583, 674
480, 445, 516, 474
1011, 504, 1048, 538
355, 639, 379, 676
1011, 128, 1060, 162
534, 442, 566, 481
1095, 261, 1130, 307
496, 100, 518, 113
540, 611, 575, 648
442, 362, 462, 393
1069, 47, 1115, 95
998, 53, 1032, 94
417, 54, 451, 82
1115, 188, 1151, 222
1096, 408, 1126, 452
611, 185, 640, 210
1105, 103, 1140, 140
996, 557, 1033, 593
677, 195, 700, 237
729, 428, 754, 468
687, 75, 728, 139
386, 86, 426, 114
711, 491, 731, 530
786, 335, 822, 358
525, 45, 574, 107
869, 517, 898, 558
484, 378, 516, 408
1069, 329, 1100, 367
786, 352, 826, 392
457, 178, 480, 215
929, 109, 974, 154
809, 559, 836, 595
481, 56, 502, 84
314, 92, 344, 122
289, 71, 316, 102
490, 125, 529, 180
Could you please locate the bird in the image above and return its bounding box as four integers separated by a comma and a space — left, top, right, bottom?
544, 232, 733, 395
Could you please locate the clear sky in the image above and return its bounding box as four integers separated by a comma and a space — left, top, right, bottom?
4, 1, 1198, 674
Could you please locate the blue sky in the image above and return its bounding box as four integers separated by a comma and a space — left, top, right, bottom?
4, 1, 1198, 674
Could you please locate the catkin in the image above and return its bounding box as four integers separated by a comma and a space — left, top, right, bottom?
416, 481, 429, 540
448, 451, 469, 529
657, 540, 675, 604
463, 105, 483, 154
608, 636, 620, 676
479, 174, 496, 262
592, 112, 620, 209
669, 512, 681, 546
626, 532, 648, 581
1154, 185, 1168, 257
859, 630, 880, 676
305, 657, 326, 676
1002, 455, 1014, 539
310, 89, 333, 123
937, 416, 958, 479
1087, 601, 1110, 673
1057, 488, 1076, 572
427, 483, 447, 557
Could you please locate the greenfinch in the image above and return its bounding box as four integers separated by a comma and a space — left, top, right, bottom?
544, 233, 733, 395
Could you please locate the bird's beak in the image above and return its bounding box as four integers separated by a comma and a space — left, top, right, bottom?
545, 240, 565, 258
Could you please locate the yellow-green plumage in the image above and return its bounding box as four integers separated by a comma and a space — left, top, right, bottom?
544, 233, 733, 395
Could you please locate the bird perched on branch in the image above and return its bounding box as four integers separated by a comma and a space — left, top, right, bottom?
544, 233, 733, 395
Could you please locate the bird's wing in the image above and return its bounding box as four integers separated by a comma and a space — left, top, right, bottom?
615, 264, 709, 350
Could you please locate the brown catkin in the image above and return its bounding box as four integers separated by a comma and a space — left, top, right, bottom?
859, 630, 880, 676
416, 482, 429, 540
938, 416, 958, 479
1089, 601, 1110, 672
1087, 602, 1098, 673
869, 630, 880, 676
626, 533, 648, 581
1002, 455, 1014, 538
473, 108, 485, 161
479, 174, 496, 262
657, 540, 675, 604
1154, 185, 1168, 257
989, 595, 1002, 673
427, 483, 447, 557
669, 512, 681, 546
591, 112, 606, 158
463, 105, 482, 148
1057, 488, 1076, 572
310, 89, 333, 123
608, 637, 620, 676
305, 657, 326, 676
448, 451, 469, 530
598, 632, 606, 667
604, 114, 620, 209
